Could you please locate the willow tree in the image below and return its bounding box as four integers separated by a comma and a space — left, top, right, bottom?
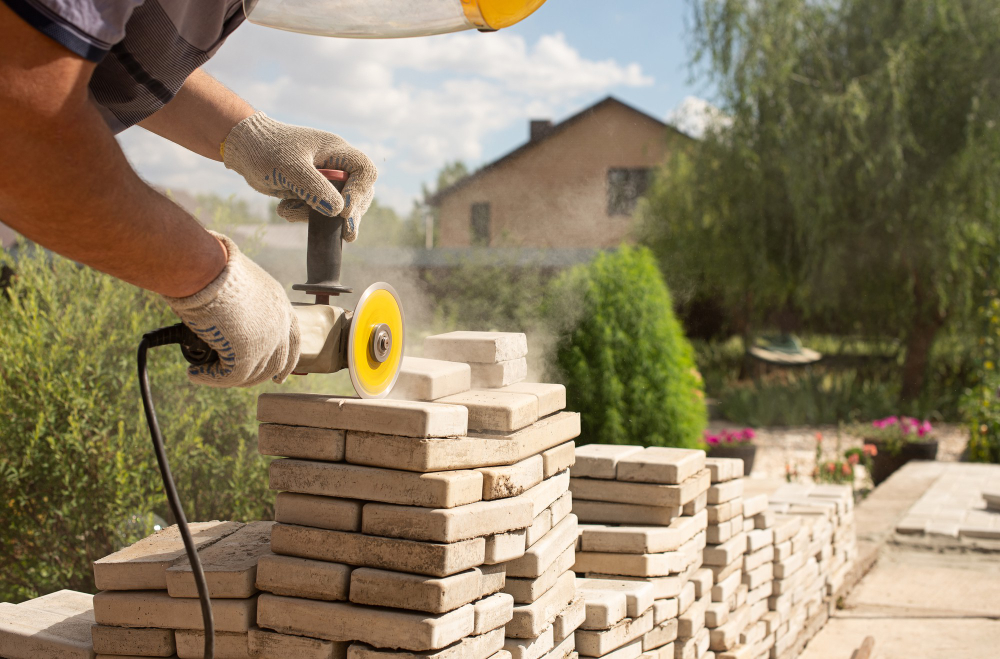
642, 0, 1000, 400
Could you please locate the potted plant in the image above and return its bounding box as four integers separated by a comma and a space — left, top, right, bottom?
704, 428, 756, 475
847, 416, 938, 485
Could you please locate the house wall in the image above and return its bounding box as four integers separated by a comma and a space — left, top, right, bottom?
436, 101, 684, 248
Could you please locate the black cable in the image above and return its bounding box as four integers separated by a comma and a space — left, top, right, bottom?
138, 327, 214, 659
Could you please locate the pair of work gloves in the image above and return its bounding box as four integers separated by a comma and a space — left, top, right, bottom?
165, 112, 376, 387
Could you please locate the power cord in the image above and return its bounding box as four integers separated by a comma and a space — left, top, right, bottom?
138, 324, 218, 659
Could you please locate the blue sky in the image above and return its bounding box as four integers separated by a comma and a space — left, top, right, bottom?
118, 1, 709, 215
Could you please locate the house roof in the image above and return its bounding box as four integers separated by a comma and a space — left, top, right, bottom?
428, 95, 690, 205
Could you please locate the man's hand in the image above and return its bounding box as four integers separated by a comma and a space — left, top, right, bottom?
222, 113, 378, 242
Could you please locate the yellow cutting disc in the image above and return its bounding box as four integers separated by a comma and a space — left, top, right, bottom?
348, 282, 405, 399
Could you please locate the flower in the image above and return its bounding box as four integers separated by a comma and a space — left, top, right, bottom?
815, 432, 823, 443
841, 462, 851, 475
918, 420, 932, 437
741, 428, 756, 441
848, 453, 859, 465
863, 443, 878, 457
826, 462, 836, 473
706, 435, 720, 445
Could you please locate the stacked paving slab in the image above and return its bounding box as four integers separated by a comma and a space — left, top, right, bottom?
571, 445, 712, 659
0, 590, 95, 658
253, 330, 582, 659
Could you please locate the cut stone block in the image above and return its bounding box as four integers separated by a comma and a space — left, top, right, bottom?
519, 471, 571, 518
19, 590, 94, 620
711, 572, 742, 603
347, 627, 503, 659
248, 627, 347, 659
275, 492, 363, 532
707, 560, 741, 584
423, 332, 528, 364
554, 596, 586, 642
506, 571, 576, 638
167, 521, 273, 599
436, 391, 538, 433
93, 521, 242, 591
753, 510, 776, 530
93, 591, 256, 632
479, 455, 544, 500
0, 603, 94, 659
682, 492, 707, 517
503, 544, 575, 603
706, 501, 742, 525
674, 627, 708, 659
574, 532, 705, 578
541, 442, 576, 480
677, 582, 696, 617
257, 594, 473, 651
572, 445, 644, 480
484, 530, 527, 564
470, 359, 528, 388
770, 517, 801, 544
576, 579, 655, 620
569, 470, 710, 508
92, 625, 175, 657
676, 596, 708, 640
641, 618, 678, 651
540, 635, 573, 659
473, 593, 514, 635
349, 567, 483, 614
526, 509, 553, 548
549, 492, 573, 525
741, 563, 772, 591
742, 546, 773, 573
257, 394, 468, 438
690, 569, 713, 600
362, 495, 533, 544
174, 630, 248, 659
578, 510, 707, 554
270, 460, 483, 509
258, 424, 345, 461
575, 609, 653, 657
703, 459, 743, 484
741, 495, 768, 519
702, 534, 747, 567
584, 561, 701, 601
498, 384, 566, 417
503, 625, 553, 659
572, 500, 680, 526
480, 564, 507, 596
653, 598, 678, 625
391, 357, 472, 401
745, 529, 773, 554
615, 448, 706, 485
704, 602, 729, 629
506, 514, 578, 578
255, 553, 351, 601
706, 480, 743, 505
591, 638, 642, 659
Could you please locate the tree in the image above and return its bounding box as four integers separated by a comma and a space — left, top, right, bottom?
642, 0, 1000, 401
550, 246, 707, 448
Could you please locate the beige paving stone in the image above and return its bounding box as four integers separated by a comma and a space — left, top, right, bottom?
674, 627, 708, 659
275, 492, 362, 531
348, 627, 504, 659
711, 572, 742, 603
424, 331, 528, 364
676, 596, 708, 640
641, 618, 678, 651
744, 529, 773, 554
258, 595, 474, 651
707, 560, 741, 584
257, 394, 468, 438
541, 632, 575, 659
569, 471, 710, 508
391, 357, 471, 401
167, 521, 273, 599
91, 625, 175, 656
706, 501, 742, 525
578, 588, 628, 630
742, 546, 773, 573
17, 590, 94, 619
473, 593, 514, 635
255, 553, 351, 601
771, 553, 804, 580
471, 413, 581, 465
498, 383, 567, 417
590, 638, 643, 659
485, 529, 527, 564
506, 571, 577, 638
0, 604, 94, 659
93, 521, 242, 591
258, 424, 346, 461
480, 563, 507, 596
270, 523, 485, 578
437, 391, 539, 433
491, 651, 514, 659
741, 495, 768, 519
518, 471, 571, 518
362, 495, 533, 544
471, 359, 528, 388
574, 532, 705, 578
579, 510, 707, 555
690, 569, 713, 600
652, 597, 678, 625
542, 442, 576, 480
554, 596, 586, 642
526, 509, 553, 548
704, 602, 728, 628
575, 609, 653, 657
549, 491, 573, 525
705, 516, 742, 545
93, 591, 256, 632
576, 579, 655, 619
503, 544, 575, 603
479, 455, 544, 500
503, 625, 554, 659
248, 627, 347, 659
572, 445, 644, 480
703, 534, 747, 567
572, 500, 681, 526
681, 492, 707, 517
270, 460, 483, 508
703, 459, 743, 484
616, 448, 706, 485
769, 517, 800, 544
707, 605, 749, 651
175, 630, 248, 658
586, 561, 701, 601
348, 567, 481, 613
674, 582, 696, 620
506, 514, 578, 578
753, 510, 775, 530
706, 480, 743, 505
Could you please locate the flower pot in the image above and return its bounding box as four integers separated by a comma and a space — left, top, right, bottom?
869, 439, 938, 486
707, 443, 756, 476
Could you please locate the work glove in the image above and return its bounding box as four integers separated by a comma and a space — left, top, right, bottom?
163, 232, 300, 388
222, 111, 377, 242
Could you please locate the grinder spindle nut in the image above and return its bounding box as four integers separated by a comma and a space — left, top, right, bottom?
370, 323, 392, 363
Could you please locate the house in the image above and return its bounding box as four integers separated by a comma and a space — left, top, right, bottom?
430, 96, 691, 249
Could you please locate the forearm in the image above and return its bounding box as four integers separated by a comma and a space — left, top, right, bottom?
138, 69, 255, 161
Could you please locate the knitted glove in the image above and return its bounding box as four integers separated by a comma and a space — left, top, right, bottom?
222, 112, 377, 242
163, 232, 300, 387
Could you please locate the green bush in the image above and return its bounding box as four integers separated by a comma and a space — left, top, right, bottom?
549, 246, 707, 448
0, 245, 275, 602
967, 291, 1000, 463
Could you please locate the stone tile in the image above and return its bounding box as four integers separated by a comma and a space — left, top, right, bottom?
542, 442, 576, 480
549, 492, 573, 526
255, 554, 351, 601
704, 602, 728, 628
573, 500, 682, 526
349, 567, 483, 614
362, 495, 533, 544
257, 594, 473, 651
704, 459, 743, 484
470, 359, 528, 389
706, 501, 743, 525
506, 514, 578, 578
690, 569, 713, 600
753, 510, 775, 530
436, 391, 539, 433
174, 630, 248, 658
347, 627, 503, 659
274, 492, 362, 532
641, 617, 678, 651
506, 571, 577, 639
93, 591, 256, 632
390, 357, 471, 402
741, 563, 772, 591
473, 593, 514, 635
575, 609, 653, 657
553, 596, 586, 642
573, 445, 645, 480
585, 561, 702, 601
503, 545, 575, 603
484, 530, 527, 564
574, 532, 705, 577
653, 598, 678, 624
0, 604, 93, 659
17, 590, 93, 619
258, 424, 346, 462
741, 495, 768, 519
503, 625, 554, 659
518, 471, 571, 518
270, 524, 485, 578
480, 564, 507, 596
541, 634, 574, 659
270, 460, 483, 509
745, 529, 773, 553
578, 510, 707, 555
590, 638, 643, 659
167, 521, 273, 599
248, 627, 347, 659
578, 587, 628, 630
742, 545, 773, 573
616, 448, 707, 485
570, 470, 710, 508
423, 331, 528, 364
479, 455, 544, 500
677, 582, 696, 616
498, 384, 567, 417
706, 480, 743, 505
711, 572, 742, 604
526, 509, 553, 548
682, 492, 708, 517
676, 596, 708, 640
576, 579, 655, 619
257, 394, 468, 438
91, 625, 175, 657
703, 533, 747, 567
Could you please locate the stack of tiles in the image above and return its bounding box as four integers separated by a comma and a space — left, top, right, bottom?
90, 520, 271, 658
571, 445, 712, 659
0, 590, 95, 658
254, 330, 581, 659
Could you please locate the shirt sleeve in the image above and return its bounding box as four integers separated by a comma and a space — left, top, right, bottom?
2, 0, 143, 62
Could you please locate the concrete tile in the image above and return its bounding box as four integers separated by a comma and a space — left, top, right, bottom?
703, 533, 747, 567
437, 391, 539, 433
741, 495, 768, 519
255, 554, 351, 601
257, 394, 468, 438
690, 569, 713, 600
270, 524, 485, 578
248, 627, 347, 659
484, 529, 527, 564
745, 529, 773, 553
742, 545, 773, 573
570, 470, 710, 508
741, 563, 772, 591
498, 383, 567, 417
349, 567, 483, 614
676, 596, 708, 640
257, 594, 473, 651
706, 501, 743, 525
347, 627, 503, 659
275, 492, 362, 532
91, 625, 174, 657
574, 532, 705, 578
578, 510, 707, 555
704, 602, 728, 628
258, 424, 345, 462
167, 521, 273, 599
270, 460, 483, 509
471, 359, 528, 389
503, 544, 575, 603
506, 514, 578, 578
589, 638, 643, 659
390, 357, 471, 402
479, 455, 544, 500
503, 625, 554, 659
506, 571, 578, 638
473, 593, 514, 635
174, 630, 248, 658
578, 587, 628, 630
424, 332, 528, 364
93, 521, 242, 591
705, 516, 741, 545
0, 604, 93, 659
707, 481, 743, 505
554, 595, 586, 642
704, 459, 743, 484
573, 445, 645, 480
549, 491, 573, 526
17, 590, 93, 619
362, 495, 533, 544
518, 471, 571, 518
540, 634, 574, 659
682, 492, 708, 517
677, 582, 696, 616
753, 510, 775, 530
585, 562, 701, 601
93, 591, 256, 632
542, 442, 576, 480
480, 564, 507, 596
653, 597, 678, 624
526, 509, 553, 548
615, 448, 706, 486
576, 579, 655, 619
642, 617, 678, 651
575, 609, 653, 657
711, 572, 741, 604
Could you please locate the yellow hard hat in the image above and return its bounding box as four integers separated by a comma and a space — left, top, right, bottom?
243, 0, 548, 39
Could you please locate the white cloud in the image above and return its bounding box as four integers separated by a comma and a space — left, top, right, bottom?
666, 96, 731, 139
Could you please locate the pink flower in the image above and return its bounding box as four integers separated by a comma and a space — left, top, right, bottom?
742, 428, 756, 441
842, 463, 851, 475
848, 453, 859, 465
706, 435, 720, 445
918, 421, 932, 436
826, 462, 836, 473
886, 416, 899, 426
863, 444, 878, 457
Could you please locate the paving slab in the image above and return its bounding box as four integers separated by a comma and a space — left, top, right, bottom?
349, 567, 484, 614
347, 627, 503, 659
506, 514, 578, 578
506, 571, 577, 638
484, 529, 527, 564
518, 470, 571, 518
682, 492, 707, 517
577, 588, 628, 631
93, 591, 256, 632
472, 593, 514, 635
503, 544, 576, 603
503, 625, 554, 659
573, 445, 645, 480
390, 357, 471, 401
248, 626, 347, 659
423, 332, 528, 364
576, 579, 655, 619
257, 394, 468, 438
258, 424, 345, 461
706, 480, 743, 505
541, 442, 575, 480
174, 630, 248, 658
741, 495, 768, 519
549, 491, 573, 525
702, 533, 747, 567
585, 561, 702, 601
274, 492, 362, 531
575, 609, 653, 657
470, 359, 528, 388
641, 618, 678, 652
525, 509, 553, 548
553, 595, 586, 642
498, 383, 566, 417
652, 598, 678, 624
0, 603, 94, 659
703, 459, 743, 484
574, 532, 705, 578
362, 495, 533, 543
569, 470, 710, 508
91, 625, 175, 657
616, 448, 706, 485
255, 553, 352, 600
167, 521, 273, 598
436, 391, 539, 433
18, 590, 94, 620
572, 500, 681, 526
479, 455, 544, 500
578, 510, 707, 554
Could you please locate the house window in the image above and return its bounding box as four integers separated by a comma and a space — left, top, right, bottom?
471, 202, 491, 246
607, 168, 651, 216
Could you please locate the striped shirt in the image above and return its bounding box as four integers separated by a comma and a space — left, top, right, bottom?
3, 0, 245, 133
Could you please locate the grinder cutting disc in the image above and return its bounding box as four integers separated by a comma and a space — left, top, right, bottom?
348, 282, 405, 398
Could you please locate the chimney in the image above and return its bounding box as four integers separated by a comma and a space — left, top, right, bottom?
530, 119, 553, 142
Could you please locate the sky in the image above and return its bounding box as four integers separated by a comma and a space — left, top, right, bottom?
118, 1, 715, 215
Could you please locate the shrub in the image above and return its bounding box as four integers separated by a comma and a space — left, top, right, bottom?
967, 291, 1000, 463
549, 246, 707, 448
0, 244, 274, 602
